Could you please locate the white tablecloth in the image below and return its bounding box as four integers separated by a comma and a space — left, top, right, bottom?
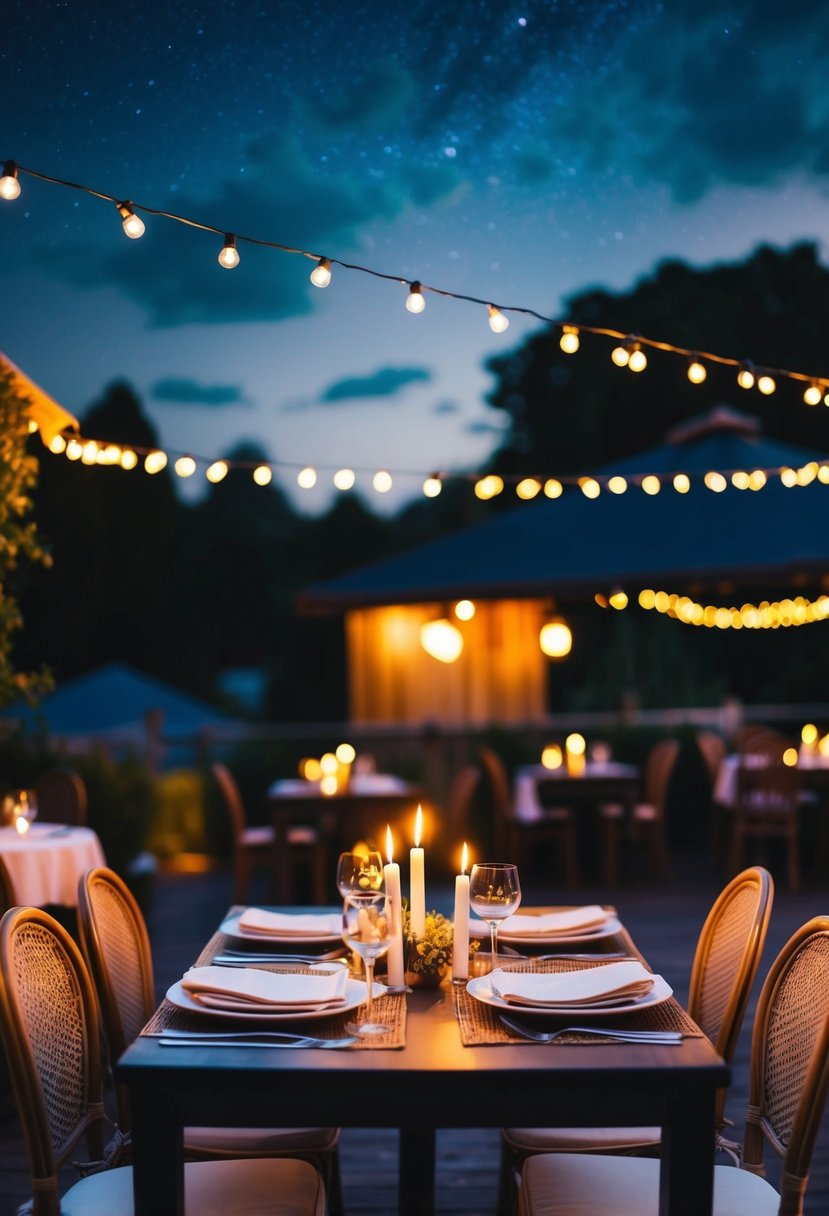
514, 763, 639, 822
0, 823, 106, 906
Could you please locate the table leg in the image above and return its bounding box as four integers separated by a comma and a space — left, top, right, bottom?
399, 1127, 436, 1216
271, 812, 291, 902
131, 1086, 184, 1216
660, 1087, 716, 1216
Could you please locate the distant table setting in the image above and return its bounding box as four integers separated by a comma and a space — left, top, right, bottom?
0, 820, 106, 906
514, 760, 640, 820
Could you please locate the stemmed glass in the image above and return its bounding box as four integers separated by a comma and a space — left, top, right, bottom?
336, 850, 383, 896
469, 863, 521, 968
342, 889, 390, 1036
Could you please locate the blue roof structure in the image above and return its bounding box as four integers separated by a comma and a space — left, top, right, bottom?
299, 409, 829, 612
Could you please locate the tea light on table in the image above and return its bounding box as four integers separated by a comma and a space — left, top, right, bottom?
565, 732, 586, 777
14, 814, 29, 836
452, 842, 470, 984
384, 825, 405, 989
409, 804, 426, 938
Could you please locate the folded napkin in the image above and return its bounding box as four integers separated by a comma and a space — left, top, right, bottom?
489, 961, 655, 1009
238, 908, 342, 937
182, 965, 349, 1013
498, 906, 608, 937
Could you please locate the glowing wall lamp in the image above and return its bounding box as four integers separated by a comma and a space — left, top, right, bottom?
420, 618, 464, 664
539, 616, 572, 659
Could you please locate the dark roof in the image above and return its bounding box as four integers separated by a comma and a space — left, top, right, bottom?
299, 408, 829, 613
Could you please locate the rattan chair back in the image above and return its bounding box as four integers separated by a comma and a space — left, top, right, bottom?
212, 761, 247, 844
35, 765, 88, 827
742, 916, 829, 1210
0, 905, 106, 1216
447, 765, 481, 844
688, 867, 773, 1129
696, 731, 727, 788
642, 738, 680, 810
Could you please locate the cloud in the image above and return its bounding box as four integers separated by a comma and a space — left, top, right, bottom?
151, 377, 248, 406
466, 418, 509, 436
321, 366, 431, 403
297, 59, 414, 135
432, 399, 459, 415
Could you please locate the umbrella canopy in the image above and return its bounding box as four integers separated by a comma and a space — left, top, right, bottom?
299, 407, 829, 613
0, 352, 79, 443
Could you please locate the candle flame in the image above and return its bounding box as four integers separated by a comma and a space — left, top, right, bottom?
461, 841, 468, 874
386, 823, 394, 864
15, 815, 29, 835
414, 804, 423, 848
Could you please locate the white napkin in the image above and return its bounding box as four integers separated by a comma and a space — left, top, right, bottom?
238, 908, 341, 937
498, 906, 608, 938
182, 964, 349, 1012
489, 961, 655, 1009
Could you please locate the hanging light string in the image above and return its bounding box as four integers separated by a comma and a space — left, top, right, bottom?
634, 588, 829, 631
4, 158, 829, 399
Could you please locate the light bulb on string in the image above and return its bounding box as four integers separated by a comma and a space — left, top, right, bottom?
757, 372, 776, 395
116, 201, 145, 239
559, 326, 580, 354
373, 470, 393, 494
120, 449, 138, 470
737, 362, 755, 390
487, 304, 509, 333
217, 233, 239, 269
422, 475, 442, 498
310, 257, 331, 288
144, 450, 168, 475
627, 345, 647, 373
0, 160, 21, 200
405, 281, 426, 313
297, 466, 317, 489
206, 460, 228, 483
333, 468, 356, 491
253, 465, 272, 486
174, 455, 196, 478
804, 384, 822, 406
687, 358, 707, 384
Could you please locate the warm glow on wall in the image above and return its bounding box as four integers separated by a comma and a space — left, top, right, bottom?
420, 618, 464, 663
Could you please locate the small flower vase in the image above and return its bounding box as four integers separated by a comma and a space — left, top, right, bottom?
405, 936, 449, 989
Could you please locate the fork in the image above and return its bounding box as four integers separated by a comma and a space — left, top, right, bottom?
154, 1030, 358, 1049
498, 1015, 682, 1044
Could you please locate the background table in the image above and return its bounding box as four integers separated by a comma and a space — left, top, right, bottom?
0, 822, 106, 906
515, 762, 641, 820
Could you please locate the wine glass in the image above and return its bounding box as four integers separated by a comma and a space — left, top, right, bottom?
336, 850, 383, 896
469, 863, 521, 969
342, 890, 390, 1036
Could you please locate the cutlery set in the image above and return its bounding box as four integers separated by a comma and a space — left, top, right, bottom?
155, 1030, 357, 1049
498, 1014, 682, 1044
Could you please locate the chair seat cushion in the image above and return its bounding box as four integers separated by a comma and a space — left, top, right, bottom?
186, 1125, 338, 1156
504, 1124, 660, 1153
60, 1156, 326, 1216
519, 1151, 780, 1216
241, 825, 276, 848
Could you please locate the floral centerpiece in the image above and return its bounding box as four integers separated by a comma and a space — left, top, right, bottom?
402, 900, 480, 987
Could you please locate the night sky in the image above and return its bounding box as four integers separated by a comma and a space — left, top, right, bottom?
4, 0, 829, 511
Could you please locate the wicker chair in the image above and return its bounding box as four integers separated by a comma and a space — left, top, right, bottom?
500, 867, 773, 1213
446, 765, 481, 844
479, 747, 577, 888
212, 761, 326, 905
0, 904, 326, 1216
35, 765, 88, 826
726, 735, 802, 890
77, 865, 344, 1213
0, 854, 15, 914
616, 737, 679, 881
517, 913, 829, 1216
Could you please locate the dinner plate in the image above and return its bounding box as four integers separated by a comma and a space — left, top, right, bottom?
219, 912, 342, 946
470, 912, 622, 946
465, 972, 673, 1017
165, 977, 383, 1023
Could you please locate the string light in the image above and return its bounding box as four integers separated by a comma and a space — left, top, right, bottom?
405, 281, 426, 313
217, 233, 239, 269
205, 460, 228, 483
673, 473, 691, 494
333, 467, 355, 490
310, 257, 331, 288
639, 588, 829, 630
116, 200, 145, 239
804, 384, 822, 406
422, 476, 442, 498
144, 450, 168, 474
253, 464, 272, 486
474, 474, 504, 500
0, 160, 21, 200
687, 358, 707, 384
120, 449, 138, 470
641, 474, 661, 495
6, 159, 829, 401
607, 476, 628, 494
174, 455, 196, 478
297, 466, 317, 489
516, 477, 541, 499
487, 304, 509, 333
372, 470, 393, 493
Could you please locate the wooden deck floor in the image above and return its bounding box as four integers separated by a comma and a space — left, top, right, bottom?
1, 853, 828, 1214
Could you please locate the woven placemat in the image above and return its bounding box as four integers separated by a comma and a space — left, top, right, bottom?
453, 958, 703, 1046
141, 926, 406, 1049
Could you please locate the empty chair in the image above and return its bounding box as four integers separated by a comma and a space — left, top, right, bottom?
446, 765, 482, 846
599, 737, 679, 883
0, 903, 327, 1216
500, 866, 773, 1212
212, 761, 326, 905
517, 913, 829, 1216
725, 735, 802, 889
0, 855, 15, 913
479, 747, 577, 888
35, 764, 88, 826
697, 730, 727, 789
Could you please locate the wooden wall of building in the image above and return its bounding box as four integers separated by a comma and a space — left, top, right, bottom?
346, 599, 549, 724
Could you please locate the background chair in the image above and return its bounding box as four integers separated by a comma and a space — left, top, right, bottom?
445, 764, 482, 851
501, 866, 773, 1212
77, 865, 344, 1212
596, 737, 679, 884
478, 747, 577, 888
0, 855, 15, 914
0, 903, 326, 1216
725, 734, 802, 889
35, 764, 88, 826
517, 913, 829, 1216
212, 761, 326, 904
696, 730, 727, 790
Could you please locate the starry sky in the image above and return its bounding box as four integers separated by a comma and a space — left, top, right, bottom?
4, 0, 829, 512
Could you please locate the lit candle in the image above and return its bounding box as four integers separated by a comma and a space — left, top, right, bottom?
384, 825, 405, 989
15, 814, 29, 836
452, 842, 470, 983
410, 804, 426, 938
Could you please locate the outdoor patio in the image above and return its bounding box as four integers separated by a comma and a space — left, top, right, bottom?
1, 849, 827, 1215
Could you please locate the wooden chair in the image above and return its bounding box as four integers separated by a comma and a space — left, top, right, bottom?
517, 913, 829, 1216
0, 903, 326, 1216
212, 762, 326, 905
446, 765, 482, 846
35, 765, 88, 826
77, 865, 344, 1213
696, 730, 727, 789
725, 735, 802, 890
478, 747, 577, 888
500, 866, 773, 1211
601, 737, 678, 882
0, 855, 15, 914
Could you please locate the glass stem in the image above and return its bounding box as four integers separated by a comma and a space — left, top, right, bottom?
489, 921, 498, 966
364, 958, 375, 1022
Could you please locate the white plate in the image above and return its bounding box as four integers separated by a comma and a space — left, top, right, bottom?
466, 972, 673, 1018
165, 977, 383, 1023
219, 912, 342, 946
470, 912, 622, 946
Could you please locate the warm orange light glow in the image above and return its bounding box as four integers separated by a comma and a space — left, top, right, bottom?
566, 732, 586, 756
15, 815, 29, 835
460, 841, 469, 875
539, 617, 572, 658
386, 824, 394, 865
802, 723, 818, 746
414, 804, 423, 848
783, 748, 798, 767
302, 757, 322, 782
336, 742, 356, 764
541, 743, 563, 769
320, 752, 338, 775
420, 618, 464, 663
454, 599, 476, 621
320, 774, 338, 795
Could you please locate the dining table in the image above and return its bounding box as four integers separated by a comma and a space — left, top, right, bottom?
116, 903, 727, 1216
0, 821, 106, 906
267, 773, 424, 900
514, 761, 641, 821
